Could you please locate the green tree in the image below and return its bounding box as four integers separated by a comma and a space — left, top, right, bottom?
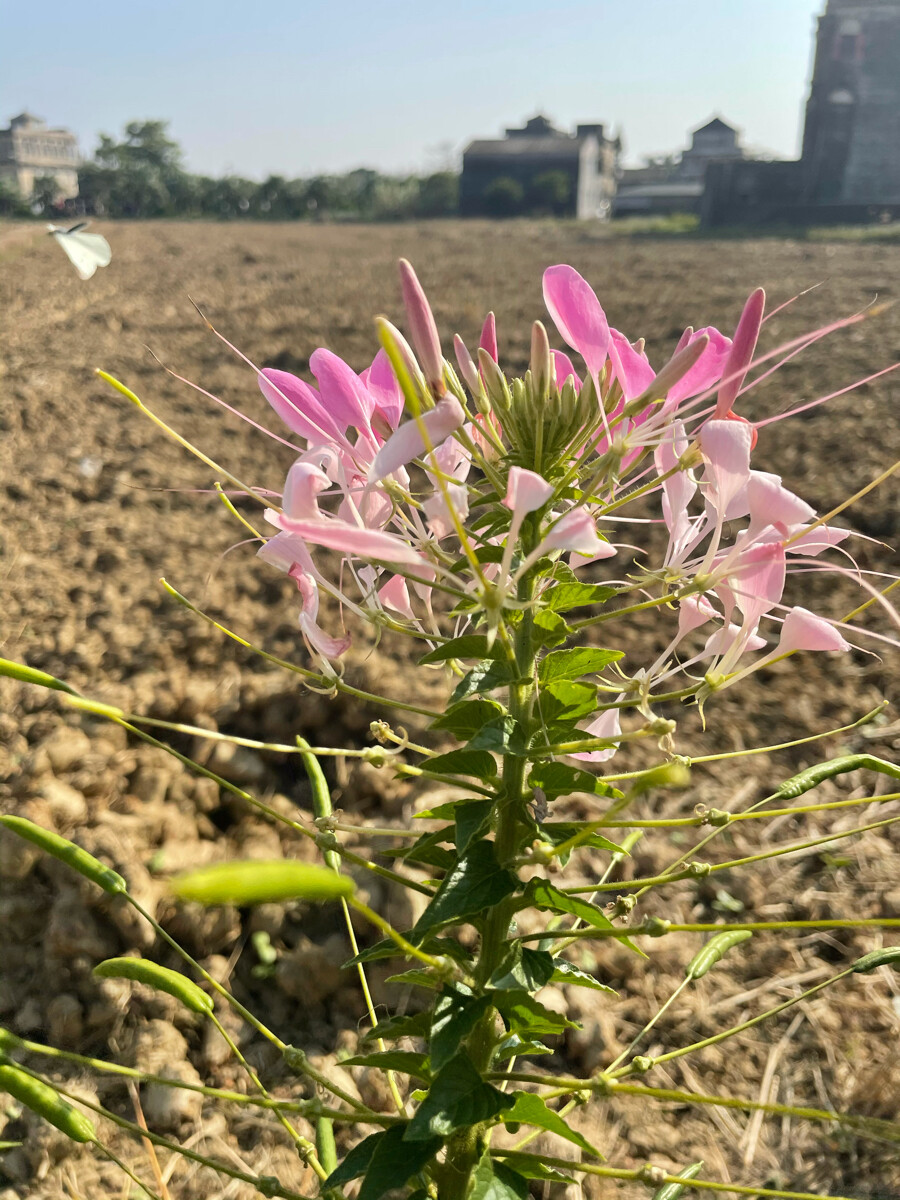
483, 176, 524, 217
31, 175, 62, 216
417, 171, 459, 217
527, 170, 571, 215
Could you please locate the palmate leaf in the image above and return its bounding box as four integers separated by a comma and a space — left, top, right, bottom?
450, 660, 516, 704
544, 581, 617, 612
470, 1151, 530, 1199
489, 946, 555, 992
492, 1151, 573, 1183
430, 988, 493, 1071
411, 841, 518, 942
519, 879, 646, 957
419, 635, 502, 664
537, 646, 623, 683
492, 990, 579, 1037
341, 1050, 432, 1082
362, 1010, 432, 1042
343, 933, 471, 968
425, 749, 498, 781
528, 761, 622, 801
431, 698, 505, 740
537, 680, 599, 722
405, 1051, 515, 1141
468, 715, 526, 755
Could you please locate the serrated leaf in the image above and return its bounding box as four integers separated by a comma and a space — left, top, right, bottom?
489, 947, 554, 992
404, 1051, 514, 1141
430, 989, 492, 1071
492, 990, 579, 1036
455, 799, 494, 853
494, 1033, 552, 1062
323, 1125, 442, 1200
470, 1150, 529, 1199
411, 841, 517, 941
533, 609, 571, 650
503, 1092, 603, 1158
528, 761, 622, 801
432, 698, 504, 740
385, 969, 442, 990
389, 828, 455, 870
419, 636, 502, 665
538, 680, 599, 723
519, 879, 646, 957
545, 582, 617, 612
537, 647, 623, 683
426, 749, 498, 780
341, 1051, 432, 1082
363, 1010, 432, 1042
550, 959, 617, 993
450, 660, 516, 704
468, 716, 525, 755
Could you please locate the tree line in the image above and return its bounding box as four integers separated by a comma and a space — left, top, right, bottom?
1, 120, 459, 220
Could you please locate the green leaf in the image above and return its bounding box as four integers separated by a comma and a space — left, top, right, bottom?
385, 969, 442, 990
532, 609, 571, 650
528, 761, 622, 801
489, 947, 554, 992
344, 935, 470, 968
404, 1052, 514, 1141
363, 1010, 432, 1042
426, 749, 498, 780
493, 1152, 573, 1183
411, 841, 518, 941
470, 1151, 529, 1199
537, 647, 623, 683
503, 1092, 603, 1158
455, 799, 494, 853
450, 661, 516, 704
492, 990, 579, 1037
430, 989, 492, 1071
468, 716, 525, 755
419, 636, 502, 665
323, 1125, 442, 1200
545, 582, 616, 612
539, 821, 624, 856
389, 829, 455, 870
550, 959, 617, 994
494, 1033, 552, 1062
431, 698, 504, 740
519, 879, 646, 957
538, 680, 599, 723
341, 1051, 432, 1082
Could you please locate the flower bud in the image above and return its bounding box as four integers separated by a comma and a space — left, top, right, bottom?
453, 334, 480, 394
530, 320, 551, 400
398, 259, 445, 396
477, 347, 511, 412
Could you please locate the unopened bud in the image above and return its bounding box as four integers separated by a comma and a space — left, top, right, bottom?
477, 347, 511, 411
398, 259, 445, 395
631, 1056, 654, 1075
453, 334, 480, 394
624, 334, 710, 417
530, 320, 551, 399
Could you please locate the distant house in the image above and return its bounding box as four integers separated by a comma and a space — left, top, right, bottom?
460, 115, 620, 219
614, 117, 745, 216
0, 112, 80, 201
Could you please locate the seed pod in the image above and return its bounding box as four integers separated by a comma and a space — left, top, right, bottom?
0, 1064, 95, 1143
170, 859, 354, 907
652, 1161, 704, 1200
851, 947, 900, 974
93, 957, 213, 1015
686, 930, 752, 980
0, 657, 79, 695
775, 754, 900, 800
0, 816, 126, 895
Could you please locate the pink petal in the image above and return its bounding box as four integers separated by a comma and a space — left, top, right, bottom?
551, 349, 582, 393
703, 621, 767, 658
364, 348, 404, 431
665, 327, 732, 406
716, 288, 765, 418
268, 512, 424, 566
776, 607, 851, 654
399, 259, 444, 392
453, 334, 480, 393
542, 510, 614, 558
542, 264, 610, 379
504, 467, 554, 515
570, 707, 621, 763
700, 419, 753, 517
747, 473, 815, 534
678, 595, 719, 636
282, 460, 331, 520
378, 573, 416, 620
608, 329, 655, 401
728, 541, 786, 624
785, 523, 850, 556
259, 369, 344, 445
310, 348, 375, 433
479, 312, 498, 362
368, 397, 465, 484
292, 570, 351, 662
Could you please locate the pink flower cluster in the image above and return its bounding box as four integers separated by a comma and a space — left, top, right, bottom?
251, 260, 881, 753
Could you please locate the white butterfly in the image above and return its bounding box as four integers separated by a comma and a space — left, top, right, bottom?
47, 222, 112, 280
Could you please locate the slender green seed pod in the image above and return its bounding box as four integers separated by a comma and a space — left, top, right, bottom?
651, 1160, 704, 1200
775, 754, 900, 800
0, 816, 126, 895
851, 946, 900, 974
170, 859, 354, 907
0, 1065, 95, 1143
0, 657, 79, 695
686, 930, 753, 980
93, 958, 213, 1015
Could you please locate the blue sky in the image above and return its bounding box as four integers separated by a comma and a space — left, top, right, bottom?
1, 0, 824, 177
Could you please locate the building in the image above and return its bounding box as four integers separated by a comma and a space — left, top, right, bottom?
0, 113, 80, 202
460, 115, 619, 219
703, 0, 900, 225
614, 117, 745, 216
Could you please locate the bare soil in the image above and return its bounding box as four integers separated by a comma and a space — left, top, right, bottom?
1, 219, 899, 1199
